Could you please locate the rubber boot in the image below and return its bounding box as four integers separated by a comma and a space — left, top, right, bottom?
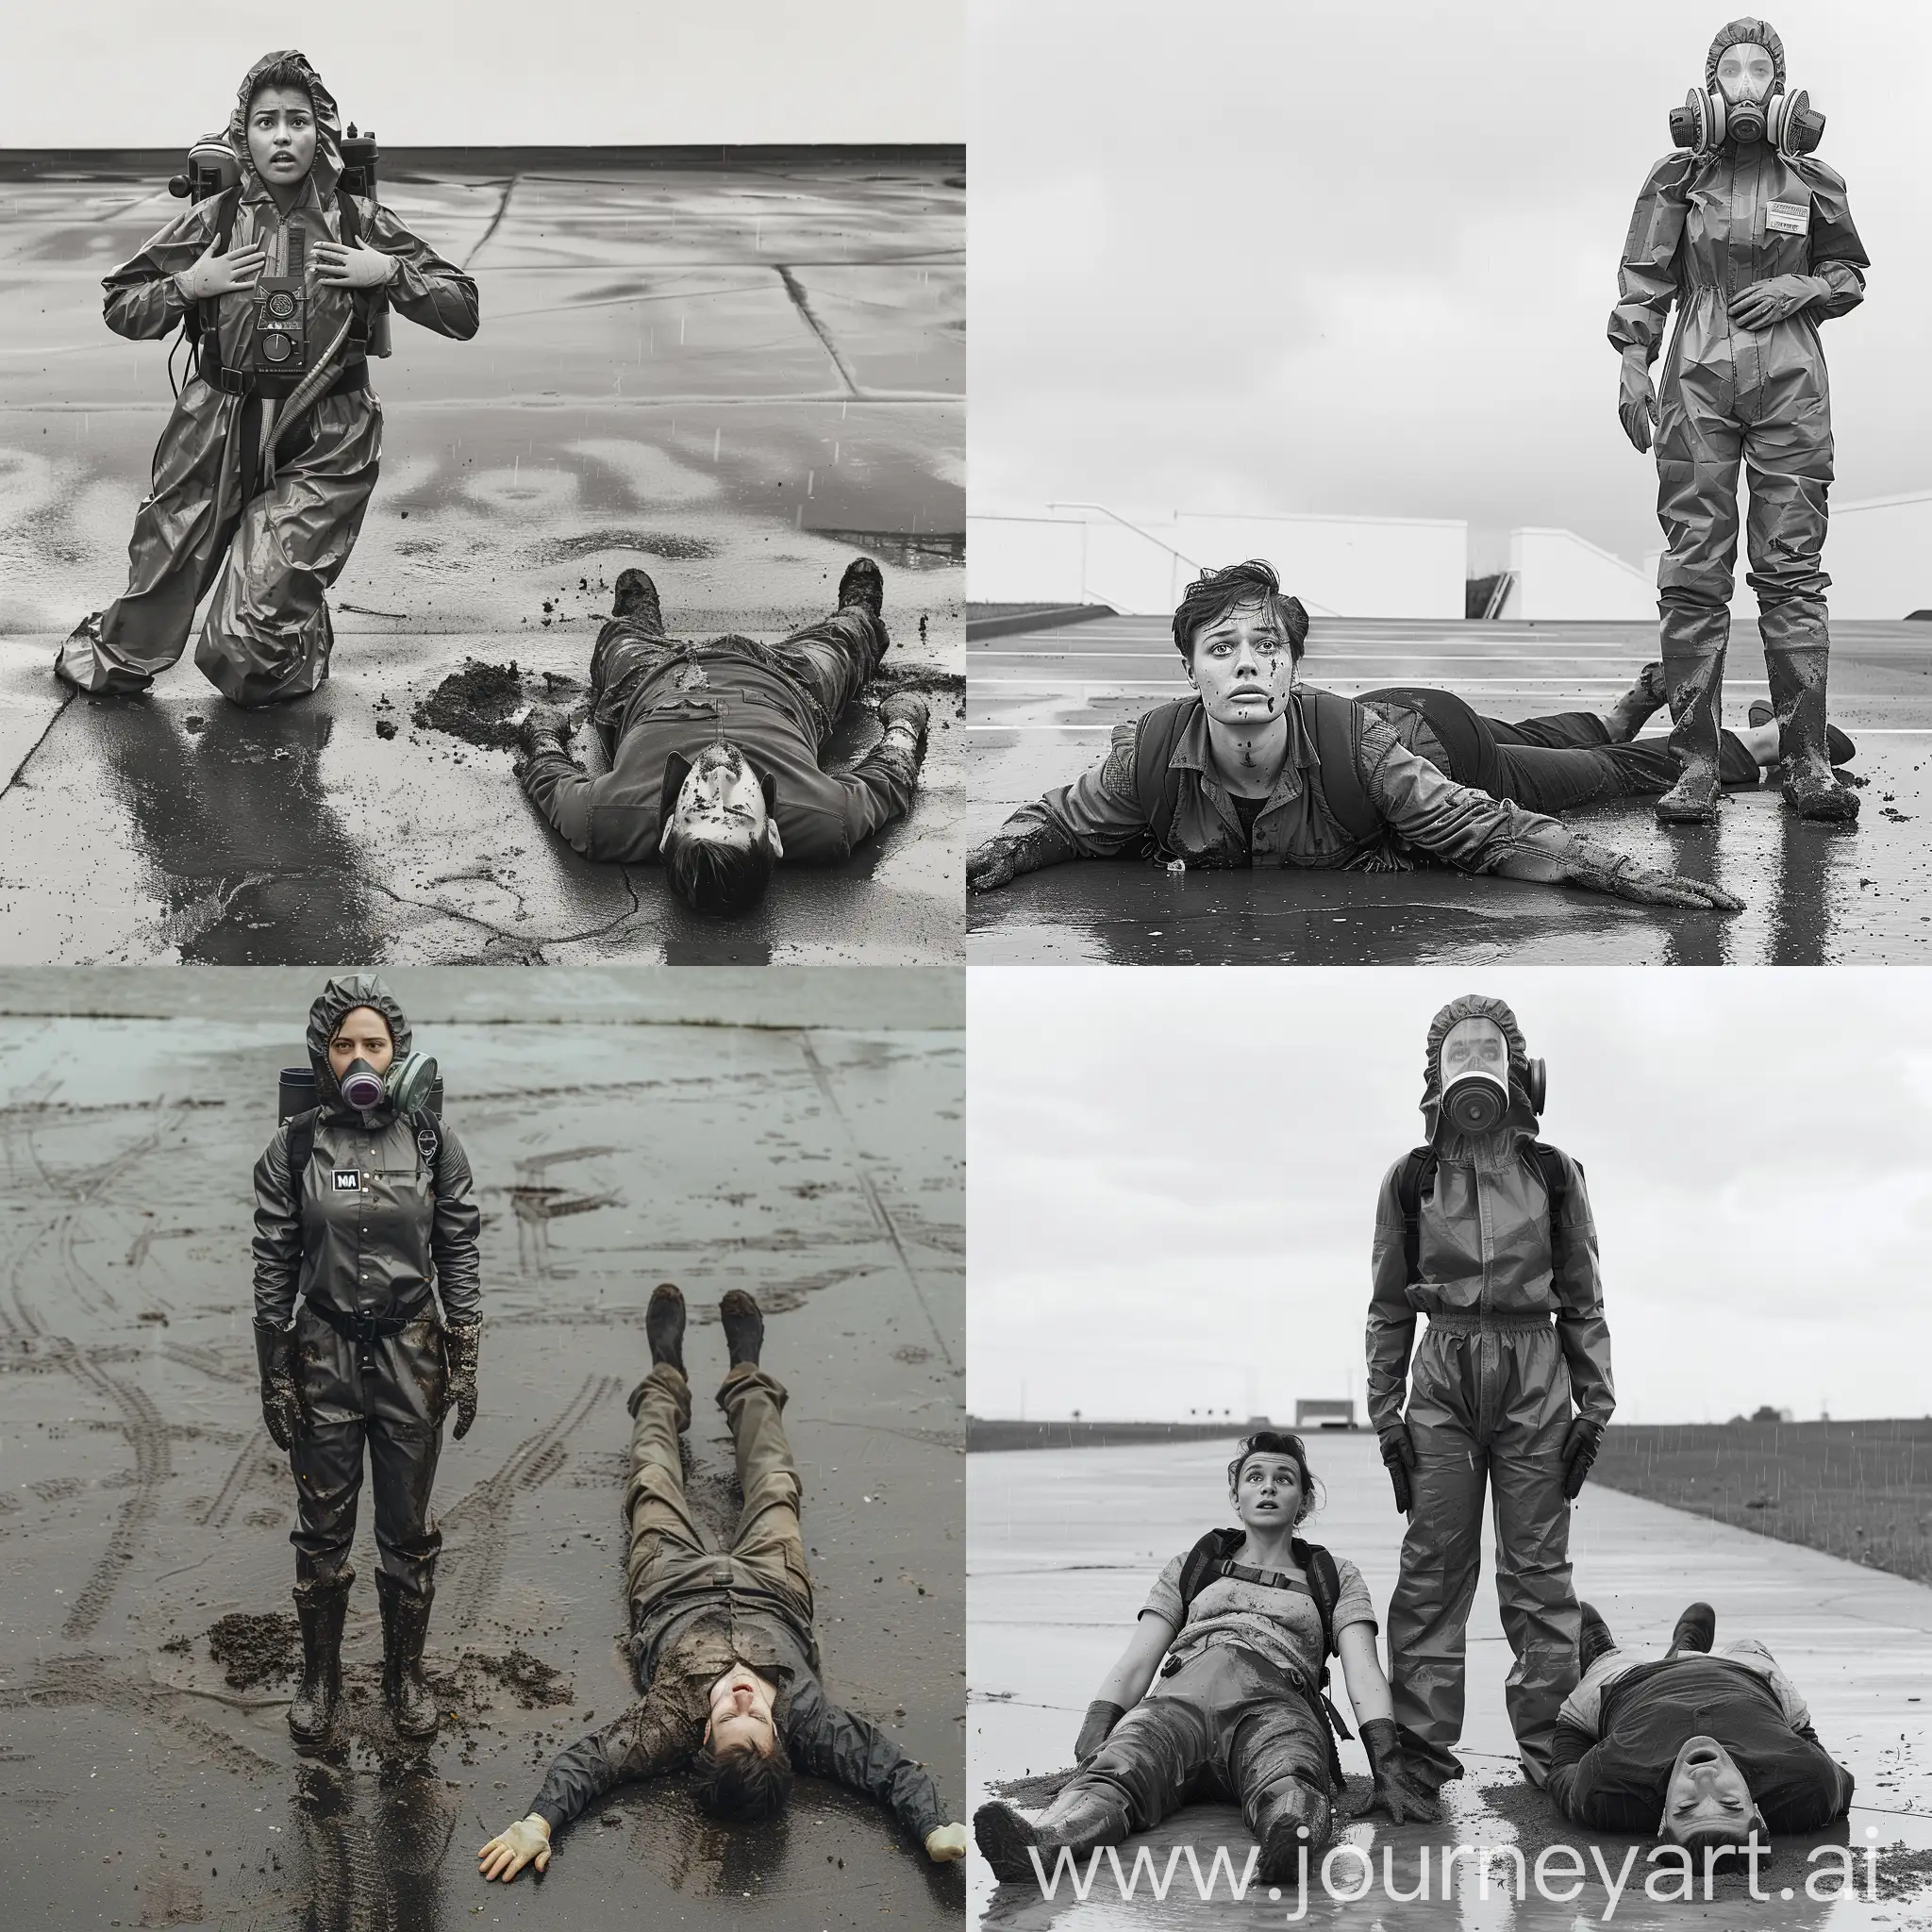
720, 1289, 764, 1369
838, 557, 884, 618
974, 1780, 1130, 1882
1766, 639, 1858, 823
611, 568, 664, 636
1667, 1601, 1717, 1658
646, 1282, 686, 1373
1656, 613, 1726, 824
1252, 1780, 1335, 1883
375, 1573, 439, 1743
1578, 1601, 1616, 1674
289, 1571, 351, 1753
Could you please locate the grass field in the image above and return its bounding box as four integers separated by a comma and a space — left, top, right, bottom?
1593, 1418, 1932, 1586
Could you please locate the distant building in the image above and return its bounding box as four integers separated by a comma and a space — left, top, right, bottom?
1295, 1399, 1356, 1431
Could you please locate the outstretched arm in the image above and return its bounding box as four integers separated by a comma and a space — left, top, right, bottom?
784, 1676, 953, 1854
968, 721, 1149, 891
479, 1693, 694, 1881
831, 695, 928, 852
513, 708, 662, 862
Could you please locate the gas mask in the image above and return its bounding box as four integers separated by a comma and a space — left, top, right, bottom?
1670, 83, 1824, 157
1438, 1018, 1546, 1137
338, 1052, 439, 1114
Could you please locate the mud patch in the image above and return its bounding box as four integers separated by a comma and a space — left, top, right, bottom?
532, 530, 717, 566
206, 1609, 299, 1690
412, 660, 529, 749
869, 669, 965, 701
425, 1648, 575, 1715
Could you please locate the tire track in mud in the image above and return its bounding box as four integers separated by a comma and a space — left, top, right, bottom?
61, 1357, 175, 1639
3, 1652, 279, 1775
200, 1424, 272, 1533
435, 1374, 621, 1632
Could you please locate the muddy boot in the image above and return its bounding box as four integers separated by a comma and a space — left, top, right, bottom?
1667, 1601, 1717, 1658
1656, 757, 1722, 824
1578, 1601, 1616, 1674
646, 1282, 686, 1373
1606, 661, 1671, 741
1656, 613, 1726, 824
375, 1573, 439, 1743
289, 1572, 351, 1753
1781, 757, 1858, 823
611, 568, 664, 636
1253, 1782, 1334, 1884
838, 557, 884, 618
974, 1782, 1129, 1882
1764, 629, 1858, 822
719, 1289, 764, 1369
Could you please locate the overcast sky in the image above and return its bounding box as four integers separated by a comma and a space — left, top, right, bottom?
970, 0, 1932, 572
1, 1, 961, 147
969, 967, 1932, 1426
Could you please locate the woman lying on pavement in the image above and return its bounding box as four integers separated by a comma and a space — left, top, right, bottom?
973, 1431, 1439, 1887
967, 559, 1741, 913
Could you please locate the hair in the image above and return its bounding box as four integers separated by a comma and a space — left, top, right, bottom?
330, 1007, 393, 1049
1172, 560, 1309, 668
246, 58, 316, 115
662, 824, 777, 917
1226, 1430, 1324, 1526
689, 1739, 793, 1824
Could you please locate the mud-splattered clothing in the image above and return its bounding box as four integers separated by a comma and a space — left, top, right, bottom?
57, 50, 478, 707
1550, 1641, 1854, 1833
1140, 1545, 1376, 1688
989, 694, 1587, 877
527, 1363, 946, 1845
518, 607, 920, 864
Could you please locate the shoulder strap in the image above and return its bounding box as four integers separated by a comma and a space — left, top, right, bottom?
1531, 1141, 1569, 1276
1397, 1145, 1435, 1285
285, 1106, 319, 1210
407, 1108, 441, 1191
1133, 699, 1201, 857
333, 188, 373, 348
1293, 1539, 1356, 1742
1300, 688, 1379, 843
192, 184, 246, 382
1175, 1526, 1243, 1616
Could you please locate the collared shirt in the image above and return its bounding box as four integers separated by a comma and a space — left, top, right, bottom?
251, 1110, 482, 1326
527, 1605, 946, 1846
101, 172, 479, 357
996, 699, 1579, 879
1548, 1644, 1854, 1835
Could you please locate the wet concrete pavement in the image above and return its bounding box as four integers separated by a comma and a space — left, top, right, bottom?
967, 615, 1932, 965
0, 155, 964, 961
969, 1436, 1932, 1930
0, 967, 965, 1929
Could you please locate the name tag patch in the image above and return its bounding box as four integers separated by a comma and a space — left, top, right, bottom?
1765, 199, 1810, 236
332, 1169, 360, 1193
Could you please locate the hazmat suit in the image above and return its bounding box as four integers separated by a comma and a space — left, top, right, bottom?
59, 52, 478, 707
252, 974, 482, 1749
1366, 996, 1615, 1790
1610, 18, 1866, 822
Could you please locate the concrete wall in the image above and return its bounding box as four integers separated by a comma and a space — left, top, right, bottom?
967, 508, 1467, 619
1508, 525, 1655, 620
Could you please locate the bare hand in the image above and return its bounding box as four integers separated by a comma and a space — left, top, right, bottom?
966, 838, 1020, 893
478, 1815, 551, 1882
313, 240, 398, 290
175, 240, 265, 302
925, 1823, 969, 1862
1729, 275, 1818, 330
1617, 356, 1657, 455
1566, 835, 1743, 912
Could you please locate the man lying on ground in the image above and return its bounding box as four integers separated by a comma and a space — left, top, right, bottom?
513, 558, 929, 916
1548, 1599, 1855, 1852
477, 1285, 967, 1883
967, 559, 1740, 913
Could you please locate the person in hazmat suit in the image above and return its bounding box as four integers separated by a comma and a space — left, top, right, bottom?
1610, 19, 1866, 824
252, 974, 483, 1751
1365, 996, 1615, 1790
59, 52, 479, 708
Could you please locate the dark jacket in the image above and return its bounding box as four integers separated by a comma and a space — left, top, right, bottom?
529, 1605, 946, 1845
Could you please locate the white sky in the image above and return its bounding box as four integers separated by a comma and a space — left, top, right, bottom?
1, 0, 962, 146
969, 0, 1932, 573
969, 967, 1932, 1426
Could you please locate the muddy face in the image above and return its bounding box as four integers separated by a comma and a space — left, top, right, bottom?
1186, 600, 1294, 730
1231, 1452, 1307, 1532
328, 1008, 394, 1088
660, 741, 780, 860
245, 86, 317, 189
